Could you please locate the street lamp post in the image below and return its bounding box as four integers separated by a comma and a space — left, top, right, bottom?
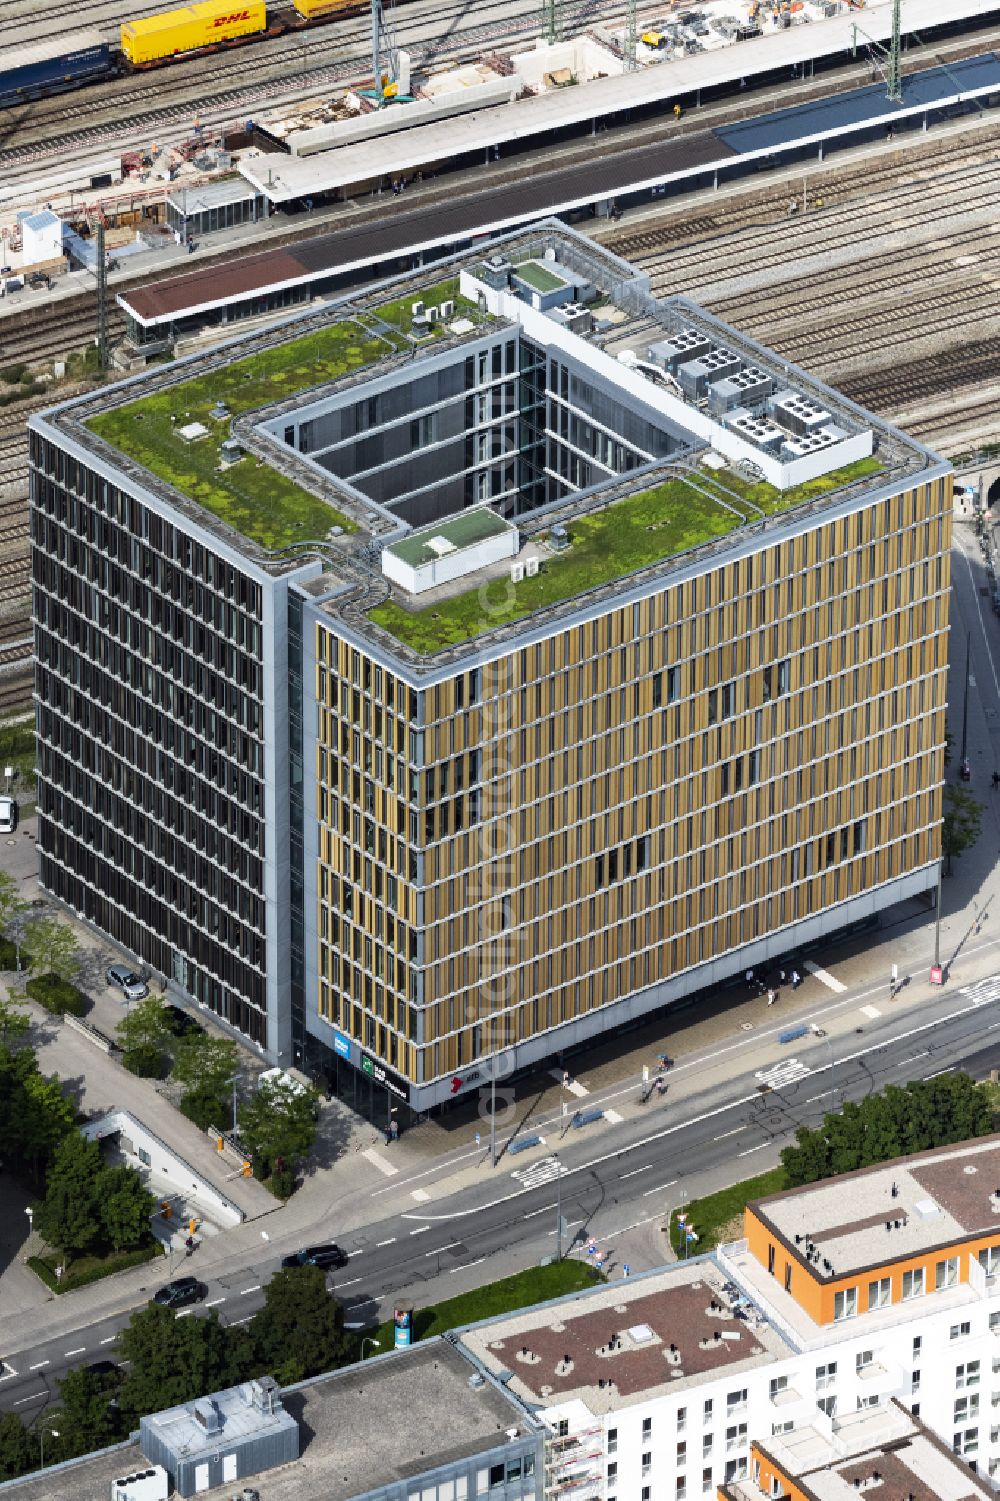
40, 1427, 58, 1469
960, 628, 972, 770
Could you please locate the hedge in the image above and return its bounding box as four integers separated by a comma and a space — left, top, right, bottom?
28, 1239, 161, 1293
25, 972, 86, 1017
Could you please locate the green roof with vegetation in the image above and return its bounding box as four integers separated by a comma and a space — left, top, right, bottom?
369, 456, 883, 655
387, 508, 514, 567
88, 320, 403, 551
513, 260, 569, 294
373, 276, 479, 339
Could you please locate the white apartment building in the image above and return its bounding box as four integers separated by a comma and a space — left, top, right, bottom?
459, 1135, 1000, 1501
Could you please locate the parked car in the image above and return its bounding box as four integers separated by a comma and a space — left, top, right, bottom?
0, 796, 16, 834
106, 962, 148, 1001
152, 1276, 204, 1309
165, 1002, 203, 1037
281, 1243, 347, 1271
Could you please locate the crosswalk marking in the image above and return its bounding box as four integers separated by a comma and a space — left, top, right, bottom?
804, 960, 847, 993
755, 1058, 812, 1090
550, 1069, 589, 1097
960, 975, 1000, 1006
512, 1155, 569, 1190
362, 1148, 398, 1178
861, 1004, 882, 1019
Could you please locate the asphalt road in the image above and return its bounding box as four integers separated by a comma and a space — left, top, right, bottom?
5, 970, 1000, 1415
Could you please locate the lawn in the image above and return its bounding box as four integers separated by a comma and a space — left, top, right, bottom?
359, 1260, 605, 1354
514, 260, 568, 295
668, 1167, 787, 1256
373, 276, 477, 338
28, 1239, 162, 1293
707, 455, 884, 517
369, 473, 748, 654
0, 718, 35, 800
88, 320, 402, 551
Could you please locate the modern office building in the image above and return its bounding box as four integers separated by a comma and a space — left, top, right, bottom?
16, 1134, 1000, 1501
29, 221, 951, 1115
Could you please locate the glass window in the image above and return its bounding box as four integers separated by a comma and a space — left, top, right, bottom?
902, 1268, 925, 1301
980, 1246, 1000, 1276
489, 1466, 505, 1490
936, 1257, 959, 1290
956, 1361, 980, 1389
868, 1277, 891, 1310
834, 1288, 857, 1321
815, 1363, 837, 1391
506, 1463, 521, 1483
950, 1321, 971, 1340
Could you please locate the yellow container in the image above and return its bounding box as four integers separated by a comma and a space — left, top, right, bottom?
121, 0, 266, 65
292, 0, 360, 18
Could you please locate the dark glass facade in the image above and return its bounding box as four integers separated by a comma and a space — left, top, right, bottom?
29, 429, 270, 1044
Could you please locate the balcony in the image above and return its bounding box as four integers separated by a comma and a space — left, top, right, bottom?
855, 1357, 907, 1398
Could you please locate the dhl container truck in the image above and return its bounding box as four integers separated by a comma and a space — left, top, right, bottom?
121, 0, 267, 66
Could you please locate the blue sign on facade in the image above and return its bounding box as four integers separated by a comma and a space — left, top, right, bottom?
332, 1030, 351, 1059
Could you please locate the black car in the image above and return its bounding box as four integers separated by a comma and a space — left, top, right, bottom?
165, 1003, 204, 1038
281, 1243, 347, 1271
153, 1276, 205, 1308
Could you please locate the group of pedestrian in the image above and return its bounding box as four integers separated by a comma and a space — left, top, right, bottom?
391, 178, 407, 196
745, 965, 802, 1006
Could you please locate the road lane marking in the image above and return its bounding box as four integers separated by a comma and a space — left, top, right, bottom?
375, 1238, 397, 1248
550, 1069, 589, 1097
604, 1108, 623, 1124
239, 1284, 261, 1295
204, 1298, 226, 1308
408, 1225, 431, 1235
230, 1316, 253, 1325
400, 991, 1000, 1222
756, 1059, 811, 1089
427, 1241, 461, 1255
925, 1067, 955, 1079
642, 1179, 678, 1197
804, 1091, 836, 1104
338, 1276, 362, 1288
411, 1188, 430, 1202
899, 1053, 929, 1066
363, 1148, 398, 1178
621, 1165, 652, 1179
804, 961, 847, 993
523, 1201, 558, 1219
715, 1127, 745, 1140
347, 1249, 363, 1257
28, 1361, 49, 1371
0, 1365, 16, 1381
176, 1310, 193, 1318
448, 1258, 486, 1273
64, 1347, 85, 1357
861, 1004, 882, 1019
738, 1142, 772, 1157
14, 1395, 43, 1406
100, 1336, 117, 1345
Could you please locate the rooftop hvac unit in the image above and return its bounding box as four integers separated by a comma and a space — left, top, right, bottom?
411, 300, 424, 317
440, 299, 455, 319
511, 562, 525, 584
193, 1399, 222, 1434
426, 305, 439, 324
648, 329, 711, 374
525, 556, 539, 577
769, 390, 831, 437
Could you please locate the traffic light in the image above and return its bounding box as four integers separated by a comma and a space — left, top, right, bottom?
242, 1160, 251, 1177
188, 1218, 197, 1236
160, 1201, 172, 1219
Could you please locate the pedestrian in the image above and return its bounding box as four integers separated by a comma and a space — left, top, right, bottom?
767, 988, 776, 1007
745, 967, 755, 989
778, 968, 786, 986
791, 968, 801, 989
622, 1263, 631, 1279
992, 770, 999, 790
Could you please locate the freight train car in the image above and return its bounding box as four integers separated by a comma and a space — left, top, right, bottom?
121, 0, 268, 66
291, 0, 367, 17
0, 30, 115, 109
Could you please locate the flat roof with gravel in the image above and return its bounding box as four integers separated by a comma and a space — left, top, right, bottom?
750, 1136, 1000, 1282
459, 1259, 790, 1414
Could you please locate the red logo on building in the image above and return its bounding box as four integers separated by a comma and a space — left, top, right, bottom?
213, 9, 251, 24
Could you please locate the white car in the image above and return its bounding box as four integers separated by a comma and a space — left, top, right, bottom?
0, 796, 17, 834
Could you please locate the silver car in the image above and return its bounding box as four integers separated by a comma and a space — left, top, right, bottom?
106, 962, 149, 1001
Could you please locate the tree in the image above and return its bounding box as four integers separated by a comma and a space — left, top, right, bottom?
172, 1033, 238, 1131
238, 1077, 319, 1188
0, 1048, 74, 1187
100, 1164, 157, 1251
117, 1306, 253, 1427
0, 993, 29, 1048
20, 917, 81, 985
32, 1133, 104, 1260
51, 1367, 124, 1457
942, 784, 983, 874
115, 996, 172, 1078
0, 1412, 32, 1483
250, 1265, 347, 1384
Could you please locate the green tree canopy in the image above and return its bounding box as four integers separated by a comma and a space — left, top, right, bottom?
33, 1133, 104, 1259
116, 1306, 251, 1427
20, 917, 81, 985
942, 784, 983, 874
250, 1265, 347, 1385
115, 996, 172, 1078
0, 870, 23, 934
781, 1072, 995, 1186
0, 1046, 74, 1186
173, 1033, 238, 1131
238, 1077, 319, 1184
100, 1163, 157, 1251
0, 1412, 32, 1483
51, 1366, 125, 1457
0, 993, 29, 1048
